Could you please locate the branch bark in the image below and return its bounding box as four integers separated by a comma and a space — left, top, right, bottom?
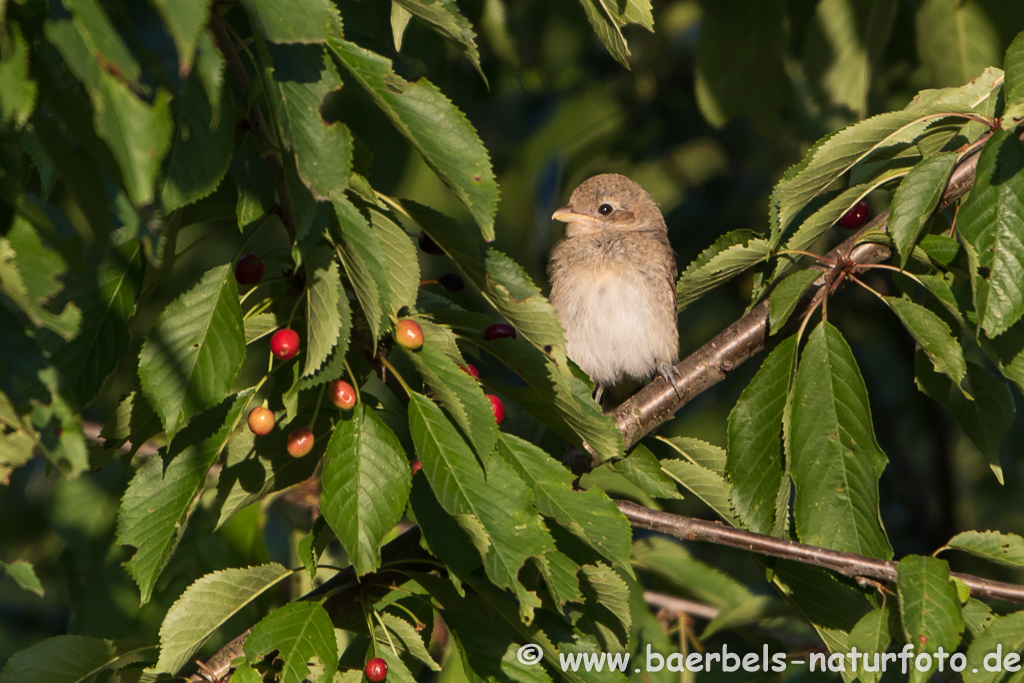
619, 500, 1024, 603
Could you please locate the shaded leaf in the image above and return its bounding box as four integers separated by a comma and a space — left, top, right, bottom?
302, 246, 342, 377
916, 0, 1002, 87
331, 197, 390, 342
244, 602, 337, 683
885, 296, 966, 388
890, 152, 958, 267
0, 636, 152, 683
608, 444, 681, 500
239, 0, 342, 44
897, 555, 963, 683
676, 230, 769, 311
945, 530, 1024, 568
768, 271, 819, 335
394, 0, 485, 80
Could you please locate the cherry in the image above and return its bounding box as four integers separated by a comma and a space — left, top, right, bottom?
837, 200, 870, 229
234, 253, 265, 285
395, 319, 424, 350
247, 406, 275, 436
484, 324, 516, 341
418, 233, 444, 255
438, 273, 464, 292
410, 460, 422, 474
486, 394, 505, 424
329, 380, 357, 410
287, 428, 314, 457
461, 364, 479, 378
364, 657, 388, 682
270, 329, 300, 360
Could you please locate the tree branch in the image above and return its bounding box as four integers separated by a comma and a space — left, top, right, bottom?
618, 500, 1024, 603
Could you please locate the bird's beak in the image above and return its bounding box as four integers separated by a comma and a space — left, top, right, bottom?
551, 206, 590, 222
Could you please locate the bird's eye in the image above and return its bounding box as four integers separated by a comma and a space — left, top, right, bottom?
598, 203, 613, 216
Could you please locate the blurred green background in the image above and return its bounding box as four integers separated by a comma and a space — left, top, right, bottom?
4, 0, 1024, 673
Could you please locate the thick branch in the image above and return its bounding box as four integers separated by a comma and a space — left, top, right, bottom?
611, 132, 991, 449
619, 501, 1024, 604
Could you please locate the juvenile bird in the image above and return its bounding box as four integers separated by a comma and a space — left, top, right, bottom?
548, 173, 679, 408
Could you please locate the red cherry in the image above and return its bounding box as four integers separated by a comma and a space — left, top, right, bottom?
287, 428, 314, 457
484, 324, 517, 341
410, 460, 422, 474
329, 380, 357, 410
418, 233, 444, 255
364, 657, 388, 682
461, 364, 479, 378
486, 394, 505, 424
247, 406, 275, 435
270, 329, 300, 360
837, 200, 870, 229
395, 319, 424, 350
234, 253, 265, 285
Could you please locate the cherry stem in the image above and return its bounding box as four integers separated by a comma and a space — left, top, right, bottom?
232, 211, 271, 262
371, 608, 400, 657
308, 382, 328, 430
378, 356, 413, 397
343, 357, 362, 405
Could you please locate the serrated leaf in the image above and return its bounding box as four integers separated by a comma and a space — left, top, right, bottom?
0, 635, 152, 683
769, 271, 819, 335
631, 537, 753, 609
151, 0, 210, 74
1005, 31, 1024, 126
320, 404, 411, 575
953, 362, 1015, 482
578, 562, 631, 645
291, 292, 352, 392
946, 530, 1024, 568
958, 129, 1024, 338
394, 0, 485, 81
787, 322, 891, 559
700, 595, 787, 639
398, 319, 497, 459
329, 38, 497, 239
659, 457, 740, 527
897, 555, 963, 683
964, 611, 1024, 683
239, 0, 342, 44
231, 137, 277, 229
847, 607, 891, 683
885, 296, 966, 387
269, 43, 352, 200
890, 152, 958, 267
676, 232, 769, 311
53, 229, 143, 407
726, 335, 795, 534
332, 197, 390, 342
100, 391, 161, 455
370, 206, 420, 312
244, 602, 336, 683
608, 444, 681, 500
537, 551, 583, 609
916, 0, 1002, 88
0, 559, 44, 596
117, 392, 251, 603
244, 312, 281, 344
154, 563, 291, 674
137, 264, 245, 440
0, 21, 36, 128
160, 70, 234, 210
496, 433, 633, 573
408, 394, 554, 622
980, 322, 1024, 393
694, 0, 787, 132
375, 613, 442, 672
303, 246, 342, 377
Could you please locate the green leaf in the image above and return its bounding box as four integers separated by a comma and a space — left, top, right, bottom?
0, 21, 37, 128
945, 530, 1024, 568
138, 264, 245, 440
801, 0, 897, 118
694, 0, 787, 132
269, 43, 352, 200
320, 404, 411, 576
983, 321, 1024, 394
117, 392, 251, 603
963, 598, 996, 637
726, 336, 795, 534
231, 137, 277, 230
160, 70, 234, 210
239, 0, 342, 44
151, 0, 211, 73
243, 602, 337, 683
332, 197, 390, 342
701, 595, 787, 639
787, 322, 892, 559
578, 562, 632, 645
897, 555, 963, 683
676, 231, 769, 311
916, 0, 1002, 87
329, 38, 498, 239
659, 456, 740, 526
0, 635, 152, 683
631, 537, 753, 610
408, 394, 554, 622
964, 611, 1024, 683
0, 392, 36, 481
496, 433, 633, 573
100, 391, 162, 456
153, 563, 291, 674
608, 444, 681, 500
574, 0, 653, 69
0, 559, 44, 596
958, 129, 1024, 338
890, 152, 958, 267
374, 613, 442, 672
884, 296, 966, 388
537, 550, 583, 609
846, 607, 891, 683
952, 362, 1015, 481
1005, 31, 1024, 126
302, 246, 342, 377
768, 271, 819, 335
394, 0, 485, 81
370, 206, 420, 312
290, 292, 352, 392
398, 319, 497, 460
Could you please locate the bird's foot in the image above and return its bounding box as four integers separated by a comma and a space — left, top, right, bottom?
656, 362, 682, 399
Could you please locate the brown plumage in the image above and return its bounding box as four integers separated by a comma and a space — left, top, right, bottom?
548, 173, 679, 407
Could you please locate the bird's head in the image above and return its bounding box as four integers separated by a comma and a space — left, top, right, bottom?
551, 173, 666, 238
